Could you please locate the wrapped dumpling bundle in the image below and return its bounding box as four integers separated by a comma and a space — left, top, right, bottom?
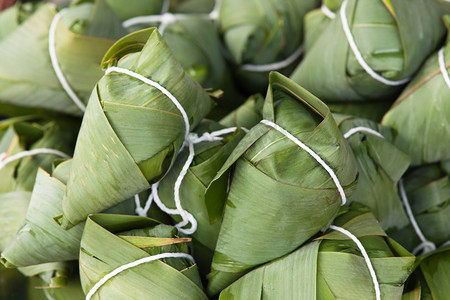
79, 214, 207, 299
59, 27, 213, 228
218, 0, 320, 93
382, 18, 450, 165
219, 205, 416, 299
389, 162, 450, 254
336, 115, 410, 231
0, 0, 126, 116
205, 72, 358, 294
155, 120, 246, 272
291, 0, 445, 103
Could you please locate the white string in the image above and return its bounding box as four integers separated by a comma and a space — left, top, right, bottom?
135, 191, 155, 217
150, 128, 238, 235
160, 0, 170, 14
122, 0, 220, 34
240, 45, 304, 72
48, 9, 87, 112
105, 67, 190, 141
85, 252, 195, 300
0, 149, 70, 171
329, 225, 381, 300
104, 66, 239, 234
321, 5, 336, 19
261, 120, 347, 205
343, 126, 384, 139
398, 179, 436, 255
340, 0, 410, 86
438, 47, 450, 89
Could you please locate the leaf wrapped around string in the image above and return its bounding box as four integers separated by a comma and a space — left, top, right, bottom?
59, 27, 213, 228
79, 214, 207, 299
382, 19, 450, 166
389, 163, 450, 252
219, 94, 264, 129
0, 0, 126, 116
204, 72, 358, 295
219, 205, 415, 299
218, 0, 320, 93
0, 119, 76, 193
336, 115, 410, 231
1, 159, 136, 269
403, 245, 450, 300
291, 0, 446, 103
156, 121, 246, 274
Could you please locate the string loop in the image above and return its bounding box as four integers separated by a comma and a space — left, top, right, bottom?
49, 9, 86, 112
340, 0, 410, 86
399, 179, 436, 255
85, 253, 195, 300
0, 148, 70, 171
330, 225, 381, 300
260, 120, 347, 205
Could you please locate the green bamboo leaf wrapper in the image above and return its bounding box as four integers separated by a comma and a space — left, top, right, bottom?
104, 0, 165, 21
336, 115, 410, 231
1, 159, 136, 269
382, 21, 450, 165
19, 261, 74, 288
0, 2, 42, 41
125, 16, 244, 116
389, 163, 450, 252
156, 120, 246, 273
0, 0, 126, 116
59, 27, 213, 228
0, 191, 30, 252
0, 120, 76, 193
220, 205, 415, 299
417, 246, 450, 300
79, 214, 207, 299
291, 0, 446, 102
1, 166, 84, 268
205, 72, 358, 295
402, 245, 450, 300
219, 94, 264, 129
219, 0, 320, 93
170, 0, 216, 13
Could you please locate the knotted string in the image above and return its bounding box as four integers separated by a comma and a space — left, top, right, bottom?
398, 179, 436, 255
85, 252, 195, 300
135, 128, 239, 235
340, 0, 410, 86
106, 67, 241, 235
49, 8, 86, 112
329, 225, 381, 300
0, 149, 70, 171
261, 120, 347, 205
